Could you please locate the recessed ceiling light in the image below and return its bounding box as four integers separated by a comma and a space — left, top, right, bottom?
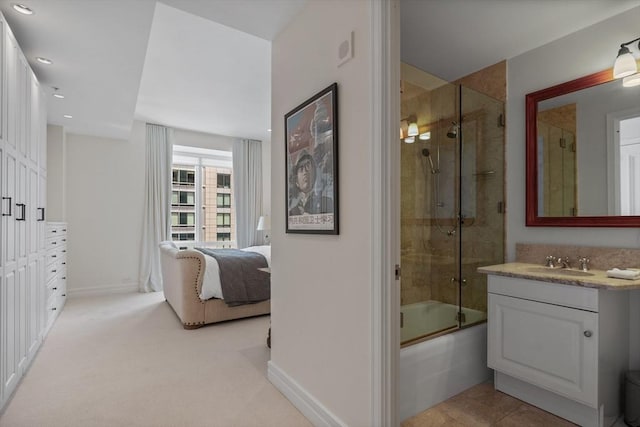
36, 57, 53, 65
53, 93, 65, 99
63, 115, 72, 119
12, 4, 34, 15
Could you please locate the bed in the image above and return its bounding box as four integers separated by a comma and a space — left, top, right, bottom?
159, 241, 271, 329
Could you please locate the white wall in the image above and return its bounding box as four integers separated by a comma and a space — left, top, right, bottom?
62, 121, 270, 294
173, 127, 234, 151
65, 123, 146, 293
506, 6, 640, 369
270, 1, 372, 425
46, 125, 66, 221
506, 6, 640, 258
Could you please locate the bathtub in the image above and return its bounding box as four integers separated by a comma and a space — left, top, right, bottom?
399, 301, 491, 421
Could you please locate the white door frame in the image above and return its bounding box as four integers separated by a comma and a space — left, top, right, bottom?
607, 107, 640, 215
370, 1, 400, 426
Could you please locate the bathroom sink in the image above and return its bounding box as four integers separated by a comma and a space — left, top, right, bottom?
525, 266, 595, 277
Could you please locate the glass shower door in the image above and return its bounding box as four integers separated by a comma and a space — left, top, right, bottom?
458, 86, 505, 327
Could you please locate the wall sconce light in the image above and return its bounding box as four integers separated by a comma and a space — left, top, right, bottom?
419, 131, 431, 141
407, 122, 419, 137
623, 73, 640, 88
613, 37, 640, 79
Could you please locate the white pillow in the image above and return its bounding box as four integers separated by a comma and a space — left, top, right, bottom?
241, 245, 271, 267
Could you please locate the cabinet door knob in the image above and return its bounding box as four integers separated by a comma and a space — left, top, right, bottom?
584, 330, 593, 338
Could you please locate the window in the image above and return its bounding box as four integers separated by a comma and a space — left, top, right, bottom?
173, 169, 195, 184
217, 213, 231, 226
171, 145, 235, 244
217, 173, 231, 189
172, 233, 195, 241
217, 193, 231, 208
172, 191, 195, 206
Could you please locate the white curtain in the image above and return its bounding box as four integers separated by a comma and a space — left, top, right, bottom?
233, 139, 262, 248
139, 124, 173, 292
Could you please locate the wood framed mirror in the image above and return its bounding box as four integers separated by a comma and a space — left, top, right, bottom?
525, 68, 640, 227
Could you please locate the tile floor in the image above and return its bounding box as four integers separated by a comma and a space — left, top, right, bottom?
401, 382, 578, 427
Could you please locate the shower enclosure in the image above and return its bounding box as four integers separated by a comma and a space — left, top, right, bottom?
400, 72, 505, 346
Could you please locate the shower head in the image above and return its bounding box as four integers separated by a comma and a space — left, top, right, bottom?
447, 122, 458, 139
421, 148, 438, 174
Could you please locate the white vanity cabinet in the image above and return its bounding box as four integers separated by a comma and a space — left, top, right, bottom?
487, 274, 629, 427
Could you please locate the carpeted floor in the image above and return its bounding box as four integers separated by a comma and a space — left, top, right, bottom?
0, 292, 311, 427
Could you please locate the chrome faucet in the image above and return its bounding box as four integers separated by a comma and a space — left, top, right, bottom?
545, 255, 558, 268
559, 256, 571, 269
578, 256, 590, 271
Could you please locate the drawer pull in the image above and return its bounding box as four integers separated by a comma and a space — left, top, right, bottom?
584, 330, 593, 338
15, 203, 26, 221
52, 254, 57, 258
37, 207, 45, 221
62, 294, 66, 297
62, 250, 66, 253
52, 230, 57, 233
62, 229, 66, 232
62, 277, 66, 279
52, 307, 56, 311
52, 287, 57, 290
52, 269, 57, 273
2, 197, 12, 216
62, 262, 66, 265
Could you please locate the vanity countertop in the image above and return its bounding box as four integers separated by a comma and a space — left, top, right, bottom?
478, 262, 640, 290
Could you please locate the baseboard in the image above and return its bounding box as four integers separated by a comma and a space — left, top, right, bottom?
67, 282, 139, 297
267, 361, 347, 427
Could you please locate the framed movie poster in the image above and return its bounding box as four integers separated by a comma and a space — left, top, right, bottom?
285, 83, 338, 234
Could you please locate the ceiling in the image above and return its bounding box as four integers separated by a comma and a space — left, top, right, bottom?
0, 0, 639, 142
401, 0, 640, 82
0, 0, 307, 141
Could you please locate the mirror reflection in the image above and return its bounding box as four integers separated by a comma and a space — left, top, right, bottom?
536, 78, 640, 217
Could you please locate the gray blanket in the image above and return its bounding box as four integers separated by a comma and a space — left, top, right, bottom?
195, 248, 270, 307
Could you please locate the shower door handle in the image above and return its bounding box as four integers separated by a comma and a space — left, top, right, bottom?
451, 277, 468, 286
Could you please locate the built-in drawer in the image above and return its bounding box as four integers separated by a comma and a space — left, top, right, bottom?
46, 250, 60, 266
45, 262, 59, 284
46, 280, 58, 301
46, 225, 66, 239
487, 275, 599, 312
46, 296, 59, 323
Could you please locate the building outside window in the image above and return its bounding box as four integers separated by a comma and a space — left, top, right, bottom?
217, 232, 231, 241
216, 193, 231, 208
217, 213, 231, 226
171, 145, 235, 246
217, 173, 231, 189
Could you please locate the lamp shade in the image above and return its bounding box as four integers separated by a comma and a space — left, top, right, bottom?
256, 215, 270, 231
613, 47, 638, 78
407, 122, 419, 137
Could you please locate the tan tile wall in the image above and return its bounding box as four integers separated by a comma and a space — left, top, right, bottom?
516, 243, 640, 271
400, 63, 506, 314
454, 60, 506, 103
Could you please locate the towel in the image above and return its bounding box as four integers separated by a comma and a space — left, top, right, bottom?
606, 268, 640, 280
